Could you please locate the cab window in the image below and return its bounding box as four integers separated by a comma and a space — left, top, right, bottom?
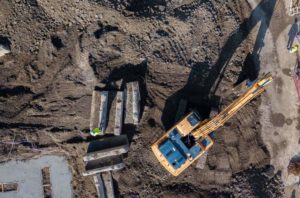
187, 113, 200, 126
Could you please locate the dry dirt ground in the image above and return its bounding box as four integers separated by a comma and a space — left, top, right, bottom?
0, 0, 298, 197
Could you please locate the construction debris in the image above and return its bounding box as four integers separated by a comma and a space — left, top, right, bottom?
0, 183, 18, 193
41, 167, 52, 197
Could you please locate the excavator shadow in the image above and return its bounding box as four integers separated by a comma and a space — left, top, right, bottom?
161, 0, 277, 130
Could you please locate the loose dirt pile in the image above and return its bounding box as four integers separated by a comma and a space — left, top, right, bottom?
0, 0, 284, 197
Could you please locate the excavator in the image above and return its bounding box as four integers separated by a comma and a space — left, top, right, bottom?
151, 73, 273, 176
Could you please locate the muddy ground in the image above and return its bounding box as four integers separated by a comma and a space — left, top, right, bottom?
0, 0, 295, 197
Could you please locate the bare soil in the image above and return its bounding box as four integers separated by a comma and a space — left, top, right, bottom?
292, 0, 300, 8
0, 0, 286, 197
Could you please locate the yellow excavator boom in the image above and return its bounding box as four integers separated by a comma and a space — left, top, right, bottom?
192, 73, 273, 139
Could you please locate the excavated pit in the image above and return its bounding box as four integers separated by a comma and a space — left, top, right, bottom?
0, 0, 287, 197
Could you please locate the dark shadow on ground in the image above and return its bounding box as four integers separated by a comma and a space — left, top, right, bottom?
234, 52, 260, 86
291, 189, 296, 198
287, 18, 298, 49
122, 123, 137, 144
0, 35, 11, 50
112, 177, 120, 198
236, 0, 277, 85
161, 0, 277, 129
86, 134, 128, 153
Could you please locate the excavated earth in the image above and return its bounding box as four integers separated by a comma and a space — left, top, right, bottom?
0, 0, 285, 197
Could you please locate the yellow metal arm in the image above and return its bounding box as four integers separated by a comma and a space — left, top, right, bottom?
192, 74, 273, 139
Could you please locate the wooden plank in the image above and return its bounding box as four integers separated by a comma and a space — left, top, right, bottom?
41, 167, 52, 197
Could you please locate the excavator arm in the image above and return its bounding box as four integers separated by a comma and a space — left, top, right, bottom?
192, 73, 273, 139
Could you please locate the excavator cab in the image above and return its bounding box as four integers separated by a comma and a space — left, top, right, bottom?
152, 111, 215, 176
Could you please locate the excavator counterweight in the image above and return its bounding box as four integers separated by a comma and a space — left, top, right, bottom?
151, 74, 273, 176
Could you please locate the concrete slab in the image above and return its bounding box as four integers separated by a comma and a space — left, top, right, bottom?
99, 91, 109, 133
125, 82, 140, 126
0, 155, 73, 198
83, 135, 128, 176
94, 171, 115, 198
94, 174, 105, 198
83, 155, 125, 176
90, 90, 125, 135
132, 82, 140, 125
90, 90, 101, 132
114, 91, 124, 136
105, 91, 117, 135
83, 135, 129, 162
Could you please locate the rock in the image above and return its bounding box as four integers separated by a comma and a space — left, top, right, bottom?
158, 5, 165, 12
